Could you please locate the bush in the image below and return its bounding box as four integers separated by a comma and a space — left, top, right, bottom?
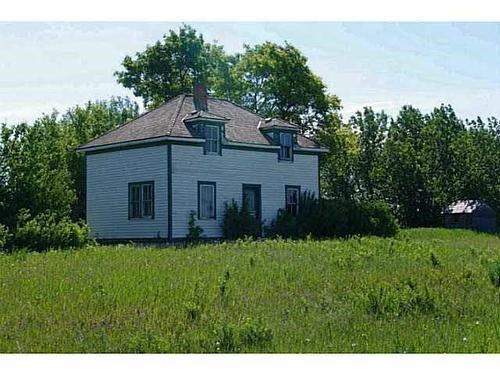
186, 210, 204, 244
267, 192, 399, 239
0, 224, 10, 251
222, 200, 261, 240
13, 209, 90, 251
266, 209, 298, 238
356, 200, 399, 237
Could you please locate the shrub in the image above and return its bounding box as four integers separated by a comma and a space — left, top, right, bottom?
13, 209, 90, 251
222, 200, 261, 240
186, 210, 204, 244
0, 224, 10, 251
265, 208, 298, 238
365, 281, 437, 319
267, 193, 399, 240
356, 200, 399, 237
488, 261, 500, 288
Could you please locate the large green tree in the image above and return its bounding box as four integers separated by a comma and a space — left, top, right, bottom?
318, 114, 360, 200
223, 42, 341, 133
115, 25, 231, 109
115, 25, 341, 134
0, 116, 75, 227
0, 97, 139, 227
348, 107, 388, 200
60, 97, 139, 220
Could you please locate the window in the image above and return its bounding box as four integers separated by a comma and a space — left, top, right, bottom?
285, 185, 300, 216
204, 125, 220, 154
198, 181, 216, 219
279, 132, 293, 160
128, 181, 154, 219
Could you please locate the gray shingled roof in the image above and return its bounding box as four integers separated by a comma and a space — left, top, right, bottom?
258, 117, 299, 131
443, 200, 494, 214
78, 95, 322, 150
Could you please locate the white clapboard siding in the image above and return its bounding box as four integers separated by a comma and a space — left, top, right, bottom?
171, 144, 319, 238
86, 145, 168, 239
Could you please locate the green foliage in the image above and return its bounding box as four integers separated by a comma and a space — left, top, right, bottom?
365, 281, 437, 319
0, 224, 9, 251
13, 209, 90, 252
317, 119, 360, 200
0, 97, 138, 226
211, 318, 273, 353
487, 261, 500, 288
221, 200, 261, 240
320, 104, 500, 228
114, 25, 231, 110
115, 25, 341, 134
186, 210, 204, 244
0, 229, 499, 353
267, 192, 398, 239
266, 209, 298, 239
226, 42, 341, 133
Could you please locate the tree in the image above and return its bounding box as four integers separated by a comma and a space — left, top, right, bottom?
223, 42, 341, 134
348, 107, 388, 200
0, 116, 75, 227
60, 97, 139, 220
115, 25, 341, 134
317, 114, 360, 200
381, 106, 434, 227
0, 97, 139, 227
115, 25, 230, 109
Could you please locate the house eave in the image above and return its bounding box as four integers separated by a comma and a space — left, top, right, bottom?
76, 136, 205, 153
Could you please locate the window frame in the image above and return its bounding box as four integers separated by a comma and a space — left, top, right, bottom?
204, 124, 220, 155
279, 132, 293, 161
242, 184, 262, 222
198, 181, 217, 220
128, 181, 155, 220
285, 185, 300, 217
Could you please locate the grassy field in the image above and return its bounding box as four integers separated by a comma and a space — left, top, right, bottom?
0, 228, 499, 353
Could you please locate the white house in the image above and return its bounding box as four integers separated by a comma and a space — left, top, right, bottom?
77, 86, 328, 242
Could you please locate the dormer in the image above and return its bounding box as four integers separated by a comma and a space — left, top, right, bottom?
258, 118, 300, 161
184, 83, 230, 155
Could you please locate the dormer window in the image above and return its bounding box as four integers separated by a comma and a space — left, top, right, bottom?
204, 125, 220, 154
279, 132, 293, 161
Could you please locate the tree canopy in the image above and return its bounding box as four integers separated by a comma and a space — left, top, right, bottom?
115, 25, 341, 134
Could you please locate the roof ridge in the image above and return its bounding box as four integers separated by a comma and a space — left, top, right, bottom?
76, 94, 185, 150
209, 97, 321, 148
209, 97, 267, 122
167, 94, 186, 136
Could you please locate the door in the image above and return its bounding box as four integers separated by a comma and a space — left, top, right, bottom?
242, 184, 261, 222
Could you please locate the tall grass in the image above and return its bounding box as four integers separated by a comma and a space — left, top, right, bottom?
0, 228, 499, 353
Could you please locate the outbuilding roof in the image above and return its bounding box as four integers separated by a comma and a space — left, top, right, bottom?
443, 200, 494, 215
77, 94, 323, 151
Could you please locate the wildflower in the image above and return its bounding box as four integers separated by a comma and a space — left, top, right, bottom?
475, 321, 480, 325
463, 337, 467, 342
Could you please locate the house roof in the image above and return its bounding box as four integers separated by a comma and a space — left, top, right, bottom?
183, 110, 230, 123
443, 200, 494, 215
258, 117, 300, 131
77, 94, 323, 151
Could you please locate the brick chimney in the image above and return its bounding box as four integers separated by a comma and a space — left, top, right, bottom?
193, 82, 208, 111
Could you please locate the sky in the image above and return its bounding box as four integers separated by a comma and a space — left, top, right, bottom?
1, 22, 499, 124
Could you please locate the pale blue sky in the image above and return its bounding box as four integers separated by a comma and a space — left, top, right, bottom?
1, 22, 499, 124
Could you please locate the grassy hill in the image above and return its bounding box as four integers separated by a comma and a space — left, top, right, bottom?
0, 228, 499, 353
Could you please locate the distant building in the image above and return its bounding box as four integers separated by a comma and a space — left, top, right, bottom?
443, 200, 497, 232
